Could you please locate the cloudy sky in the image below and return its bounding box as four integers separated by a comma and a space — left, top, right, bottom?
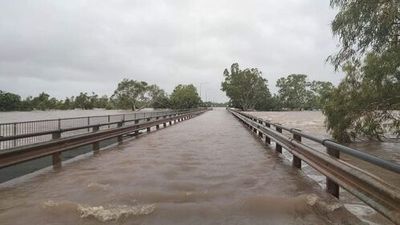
0, 0, 342, 102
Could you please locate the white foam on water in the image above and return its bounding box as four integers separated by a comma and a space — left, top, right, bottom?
78, 204, 156, 222
42, 200, 156, 222
344, 203, 380, 225
86, 182, 110, 191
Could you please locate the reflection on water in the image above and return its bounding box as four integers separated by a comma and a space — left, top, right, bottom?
0, 108, 362, 225
247, 110, 399, 225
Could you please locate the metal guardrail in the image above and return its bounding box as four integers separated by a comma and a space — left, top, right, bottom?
0, 108, 209, 170
0, 109, 192, 150
227, 108, 400, 225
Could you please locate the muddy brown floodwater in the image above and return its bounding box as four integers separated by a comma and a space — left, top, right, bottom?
247, 110, 400, 225
0, 108, 364, 225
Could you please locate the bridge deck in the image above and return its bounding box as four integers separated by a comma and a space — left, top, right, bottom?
0, 108, 361, 224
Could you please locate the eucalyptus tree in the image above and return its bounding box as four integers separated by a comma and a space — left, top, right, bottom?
276, 74, 308, 110
112, 79, 169, 111
112, 79, 150, 111
0, 90, 21, 111
170, 84, 201, 109
221, 63, 271, 110
323, 0, 400, 142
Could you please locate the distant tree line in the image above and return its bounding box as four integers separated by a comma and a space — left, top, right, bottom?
0, 80, 204, 111
221, 63, 334, 111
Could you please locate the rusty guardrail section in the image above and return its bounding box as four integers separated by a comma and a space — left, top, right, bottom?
0, 108, 209, 170
228, 108, 400, 225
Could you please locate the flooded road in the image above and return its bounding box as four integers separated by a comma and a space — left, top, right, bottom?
0, 108, 361, 225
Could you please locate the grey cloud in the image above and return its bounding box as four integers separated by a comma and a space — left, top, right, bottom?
0, 0, 342, 102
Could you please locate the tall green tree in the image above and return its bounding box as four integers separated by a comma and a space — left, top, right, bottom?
74, 92, 94, 110
112, 79, 168, 110
221, 63, 271, 110
276, 74, 309, 110
0, 90, 21, 111
309, 81, 334, 109
323, 0, 400, 142
112, 79, 150, 111
148, 85, 170, 109
31, 92, 57, 110
170, 84, 201, 109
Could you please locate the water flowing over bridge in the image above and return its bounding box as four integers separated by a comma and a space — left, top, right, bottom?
0, 108, 399, 225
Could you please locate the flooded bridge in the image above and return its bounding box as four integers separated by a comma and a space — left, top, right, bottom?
0, 108, 399, 225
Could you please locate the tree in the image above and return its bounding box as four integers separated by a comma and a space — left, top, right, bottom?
74, 92, 94, 110
95, 95, 110, 109
170, 84, 201, 109
112, 79, 149, 111
148, 85, 170, 109
221, 63, 271, 110
31, 92, 52, 110
0, 90, 21, 111
276, 74, 309, 110
328, 0, 400, 69
309, 81, 334, 109
323, 0, 400, 142
112, 79, 168, 111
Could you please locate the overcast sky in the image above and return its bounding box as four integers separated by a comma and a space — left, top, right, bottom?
0, 0, 342, 103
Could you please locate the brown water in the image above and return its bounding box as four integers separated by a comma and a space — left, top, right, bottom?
0, 108, 362, 225
247, 111, 400, 225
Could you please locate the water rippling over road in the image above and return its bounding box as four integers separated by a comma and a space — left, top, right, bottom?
0, 108, 366, 224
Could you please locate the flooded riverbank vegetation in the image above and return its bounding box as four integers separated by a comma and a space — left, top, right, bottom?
323, 0, 400, 143
0, 80, 206, 112
222, 0, 400, 143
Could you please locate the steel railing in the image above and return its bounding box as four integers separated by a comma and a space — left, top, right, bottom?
0, 108, 209, 170
227, 108, 400, 225
0, 109, 192, 150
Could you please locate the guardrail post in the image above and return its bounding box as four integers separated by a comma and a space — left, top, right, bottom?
13, 123, 17, 147
163, 122, 167, 127
258, 126, 263, 138
326, 147, 340, 198
52, 131, 61, 139
156, 124, 160, 130
265, 122, 271, 145
292, 132, 302, 169
52, 152, 62, 169
87, 117, 90, 132
147, 127, 151, 133
133, 120, 139, 135
92, 125, 99, 132
275, 126, 282, 153
92, 125, 100, 154
51, 131, 62, 169
117, 122, 123, 144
